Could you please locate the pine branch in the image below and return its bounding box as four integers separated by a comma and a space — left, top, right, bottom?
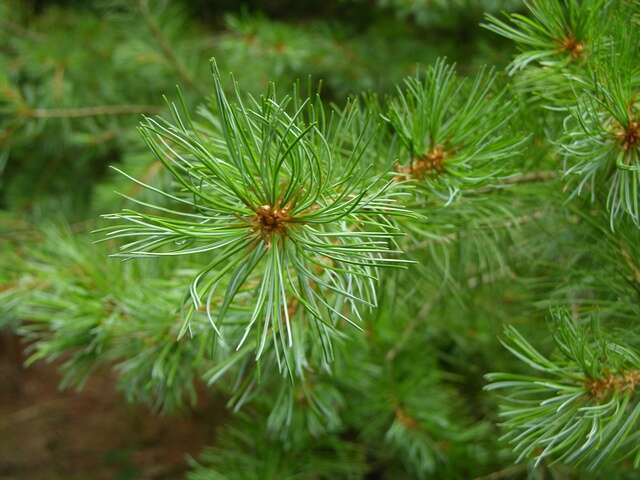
472, 464, 528, 480
500, 171, 558, 185
482, 0, 607, 74
100, 60, 415, 377
560, 33, 640, 228
486, 309, 640, 469
12, 227, 207, 413
5, 2, 640, 478
23, 104, 164, 118
0, 20, 44, 42
386, 59, 528, 204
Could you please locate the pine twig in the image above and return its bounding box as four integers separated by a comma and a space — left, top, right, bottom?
501, 171, 558, 185
24, 105, 163, 119
472, 465, 528, 480
471, 171, 559, 195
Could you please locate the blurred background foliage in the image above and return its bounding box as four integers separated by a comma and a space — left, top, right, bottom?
0, 0, 517, 218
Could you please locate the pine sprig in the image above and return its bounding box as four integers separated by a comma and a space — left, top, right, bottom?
561, 36, 640, 227
10, 227, 206, 413
486, 310, 640, 469
482, 0, 607, 74
385, 59, 527, 204
100, 60, 415, 376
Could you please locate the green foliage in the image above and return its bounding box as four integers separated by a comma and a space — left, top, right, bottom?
10, 227, 209, 413
386, 59, 526, 201
561, 39, 640, 227
487, 310, 640, 469
483, 0, 607, 74
376, 0, 523, 28
100, 64, 414, 378
485, 0, 640, 226
343, 284, 490, 477
8, 228, 357, 428
3, 0, 640, 478
0, 0, 210, 214
188, 413, 367, 480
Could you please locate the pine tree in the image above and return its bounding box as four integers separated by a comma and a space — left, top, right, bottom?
2, 0, 640, 478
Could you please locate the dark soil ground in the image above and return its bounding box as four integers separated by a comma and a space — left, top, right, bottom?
0, 332, 224, 480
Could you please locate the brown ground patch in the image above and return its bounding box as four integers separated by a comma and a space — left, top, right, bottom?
0, 333, 225, 480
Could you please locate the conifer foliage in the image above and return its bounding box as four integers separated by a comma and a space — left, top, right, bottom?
101, 63, 414, 377
2, 0, 640, 478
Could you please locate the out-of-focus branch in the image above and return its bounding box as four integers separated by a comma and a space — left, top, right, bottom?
501, 171, 558, 184
24, 105, 163, 118
138, 0, 202, 95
